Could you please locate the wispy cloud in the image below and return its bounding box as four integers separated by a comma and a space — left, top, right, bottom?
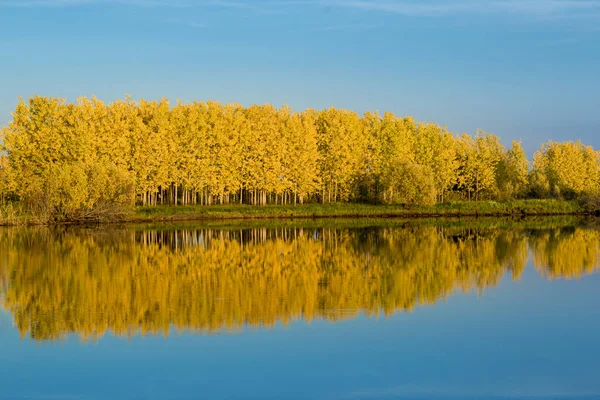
0, 0, 188, 7
0, 0, 281, 7
319, 0, 600, 19
3, 0, 600, 20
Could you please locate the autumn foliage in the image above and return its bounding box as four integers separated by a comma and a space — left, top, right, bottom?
1, 96, 599, 220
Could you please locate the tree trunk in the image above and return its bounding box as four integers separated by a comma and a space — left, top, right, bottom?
294, 185, 297, 206
334, 182, 337, 203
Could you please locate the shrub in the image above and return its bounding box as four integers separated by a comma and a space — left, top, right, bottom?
579, 195, 600, 215
380, 161, 436, 205
22, 161, 135, 222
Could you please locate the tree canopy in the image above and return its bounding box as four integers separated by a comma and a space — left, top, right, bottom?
1, 96, 599, 219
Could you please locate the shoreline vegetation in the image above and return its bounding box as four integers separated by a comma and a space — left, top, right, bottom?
133, 200, 591, 222
1, 96, 600, 225
0, 200, 597, 226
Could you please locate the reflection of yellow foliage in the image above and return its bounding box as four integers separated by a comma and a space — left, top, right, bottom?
529, 228, 600, 279
0, 224, 598, 342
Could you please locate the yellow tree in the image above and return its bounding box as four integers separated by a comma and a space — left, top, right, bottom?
376, 114, 417, 203
222, 103, 246, 203
381, 161, 436, 205
414, 122, 458, 202
240, 104, 282, 205
496, 140, 529, 199
456, 131, 505, 200
316, 108, 364, 203
132, 98, 171, 205
171, 101, 197, 205
242, 105, 267, 204
355, 111, 382, 202
2, 96, 134, 219
530, 140, 599, 198
280, 108, 320, 204
3, 97, 70, 191
0, 151, 9, 201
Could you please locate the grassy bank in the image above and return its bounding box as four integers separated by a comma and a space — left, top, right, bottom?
131, 200, 588, 223
0, 199, 593, 226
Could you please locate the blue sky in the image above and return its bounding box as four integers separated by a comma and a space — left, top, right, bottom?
0, 0, 599, 155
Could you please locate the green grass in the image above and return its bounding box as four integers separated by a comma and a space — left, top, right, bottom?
0, 199, 591, 226
131, 199, 586, 223
0, 201, 28, 226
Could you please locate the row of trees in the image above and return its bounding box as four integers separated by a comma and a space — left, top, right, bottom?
1, 96, 599, 217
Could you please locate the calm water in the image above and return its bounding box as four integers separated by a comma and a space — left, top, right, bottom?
1, 219, 600, 400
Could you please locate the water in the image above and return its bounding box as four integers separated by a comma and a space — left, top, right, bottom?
1, 218, 600, 400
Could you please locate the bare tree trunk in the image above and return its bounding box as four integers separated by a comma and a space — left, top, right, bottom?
294, 185, 297, 206
334, 182, 338, 203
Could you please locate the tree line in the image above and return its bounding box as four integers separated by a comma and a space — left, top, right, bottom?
1, 223, 596, 341
1, 96, 598, 218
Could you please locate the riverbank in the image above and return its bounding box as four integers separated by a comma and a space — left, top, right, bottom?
0, 199, 594, 226
132, 199, 588, 222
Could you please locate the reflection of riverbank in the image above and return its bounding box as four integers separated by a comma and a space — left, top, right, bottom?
0, 222, 599, 342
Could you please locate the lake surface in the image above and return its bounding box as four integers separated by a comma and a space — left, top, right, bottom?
1, 218, 600, 400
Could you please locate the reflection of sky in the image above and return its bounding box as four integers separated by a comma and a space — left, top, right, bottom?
1, 261, 599, 400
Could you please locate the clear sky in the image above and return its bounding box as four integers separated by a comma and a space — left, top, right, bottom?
1, 0, 599, 155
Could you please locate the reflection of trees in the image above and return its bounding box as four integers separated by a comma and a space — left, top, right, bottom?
0, 223, 598, 342
529, 227, 600, 279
